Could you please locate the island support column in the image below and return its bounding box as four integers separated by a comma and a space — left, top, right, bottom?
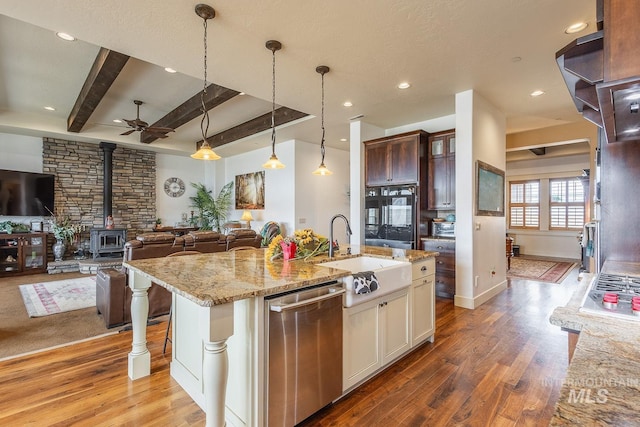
128, 271, 151, 379
200, 303, 234, 427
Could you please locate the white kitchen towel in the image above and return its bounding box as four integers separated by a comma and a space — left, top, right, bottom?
352, 271, 380, 294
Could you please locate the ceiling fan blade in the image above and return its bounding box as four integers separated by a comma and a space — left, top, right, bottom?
120, 129, 136, 136
122, 119, 137, 127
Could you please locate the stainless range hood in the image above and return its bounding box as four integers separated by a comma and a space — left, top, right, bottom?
556, 0, 640, 143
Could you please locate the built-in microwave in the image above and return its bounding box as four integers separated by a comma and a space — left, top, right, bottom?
432, 221, 455, 238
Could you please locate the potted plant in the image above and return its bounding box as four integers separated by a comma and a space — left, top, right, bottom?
189, 181, 233, 232
50, 215, 77, 261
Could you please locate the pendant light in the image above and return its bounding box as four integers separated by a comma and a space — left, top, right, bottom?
312, 66, 333, 176
263, 40, 285, 169
191, 4, 221, 160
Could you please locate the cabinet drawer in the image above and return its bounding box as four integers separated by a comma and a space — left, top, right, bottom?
421, 239, 455, 254
435, 273, 455, 297
412, 258, 435, 279
435, 255, 455, 272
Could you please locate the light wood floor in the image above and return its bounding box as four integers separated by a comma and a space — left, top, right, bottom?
0, 269, 580, 426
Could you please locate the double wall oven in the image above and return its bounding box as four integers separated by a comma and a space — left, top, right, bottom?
365, 185, 417, 249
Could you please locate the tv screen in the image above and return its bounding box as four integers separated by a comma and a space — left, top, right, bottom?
0, 169, 55, 216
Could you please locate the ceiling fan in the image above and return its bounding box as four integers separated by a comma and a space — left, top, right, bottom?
120, 100, 175, 138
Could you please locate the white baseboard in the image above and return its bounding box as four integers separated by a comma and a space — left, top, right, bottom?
454, 280, 507, 309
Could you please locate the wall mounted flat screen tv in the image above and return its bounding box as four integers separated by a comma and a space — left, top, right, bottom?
0, 169, 55, 216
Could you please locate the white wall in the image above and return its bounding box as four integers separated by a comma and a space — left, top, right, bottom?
349, 120, 384, 244
0, 134, 44, 172
223, 140, 350, 237
156, 154, 207, 227
294, 140, 351, 239
455, 90, 507, 309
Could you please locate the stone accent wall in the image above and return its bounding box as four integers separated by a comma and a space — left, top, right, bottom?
43, 138, 156, 245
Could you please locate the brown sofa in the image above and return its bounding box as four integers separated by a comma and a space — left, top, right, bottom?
95, 229, 261, 328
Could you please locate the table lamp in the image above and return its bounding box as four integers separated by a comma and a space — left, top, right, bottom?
240, 210, 253, 229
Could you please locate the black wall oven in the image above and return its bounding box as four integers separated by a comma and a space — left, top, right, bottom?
365, 185, 416, 249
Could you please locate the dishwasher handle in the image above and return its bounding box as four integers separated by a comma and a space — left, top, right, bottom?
269, 288, 345, 312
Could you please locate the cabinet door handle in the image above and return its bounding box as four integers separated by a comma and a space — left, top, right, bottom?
437, 246, 444, 249
421, 266, 427, 272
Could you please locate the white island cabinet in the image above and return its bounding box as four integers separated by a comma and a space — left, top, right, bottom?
411, 258, 436, 346
342, 257, 436, 392
123, 247, 438, 427
343, 287, 410, 390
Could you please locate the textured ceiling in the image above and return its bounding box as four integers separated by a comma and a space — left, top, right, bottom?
0, 0, 596, 157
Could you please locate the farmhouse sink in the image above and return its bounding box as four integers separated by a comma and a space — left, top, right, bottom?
320, 256, 412, 307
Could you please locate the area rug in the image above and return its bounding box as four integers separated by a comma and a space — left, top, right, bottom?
19, 276, 96, 317
508, 257, 576, 284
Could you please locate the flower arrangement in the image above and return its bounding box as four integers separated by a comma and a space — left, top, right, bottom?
50, 215, 82, 243
265, 228, 330, 261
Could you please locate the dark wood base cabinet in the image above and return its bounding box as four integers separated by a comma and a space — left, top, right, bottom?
422, 238, 455, 298
0, 232, 47, 276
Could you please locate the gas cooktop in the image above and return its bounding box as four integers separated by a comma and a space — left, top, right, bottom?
580, 273, 640, 321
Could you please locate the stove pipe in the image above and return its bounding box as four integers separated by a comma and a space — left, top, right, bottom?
99, 142, 116, 222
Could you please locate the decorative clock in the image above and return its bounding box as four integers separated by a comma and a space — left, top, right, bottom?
164, 177, 185, 197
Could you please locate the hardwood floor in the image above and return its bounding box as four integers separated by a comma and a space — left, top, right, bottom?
0, 269, 580, 426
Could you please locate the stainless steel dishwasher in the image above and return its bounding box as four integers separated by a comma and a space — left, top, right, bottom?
265, 281, 345, 426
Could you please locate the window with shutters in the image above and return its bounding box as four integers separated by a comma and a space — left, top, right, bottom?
509, 180, 540, 229
549, 178, 585, 230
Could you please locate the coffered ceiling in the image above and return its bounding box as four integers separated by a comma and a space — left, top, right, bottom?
0, 1, 596, 158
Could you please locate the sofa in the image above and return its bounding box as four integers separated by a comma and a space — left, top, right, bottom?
95, 229, 262, 328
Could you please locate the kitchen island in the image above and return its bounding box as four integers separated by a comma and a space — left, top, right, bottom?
549, 261, 640, 425
124, 245, 437, 427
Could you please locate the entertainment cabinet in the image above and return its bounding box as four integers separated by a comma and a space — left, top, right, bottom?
0, 233, 47, 276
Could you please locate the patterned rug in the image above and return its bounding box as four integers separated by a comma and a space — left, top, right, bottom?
507, 257, 576, 284
19, 276, 96, 317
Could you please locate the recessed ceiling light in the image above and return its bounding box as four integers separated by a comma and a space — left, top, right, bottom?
164, 67, 177, 73
343, 101, 353, 107
565, 22, 588, 34
398, 82, 411, 89
44, 106, 56, 111
55, 32, 76, 41
340, 138, 347, 142
530, 90, 545, 97
113, 119, 122, 123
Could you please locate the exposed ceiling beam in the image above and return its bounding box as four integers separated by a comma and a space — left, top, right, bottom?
195, 107, 309, 149
67, 48, 130, 133
140, 84, 240, 144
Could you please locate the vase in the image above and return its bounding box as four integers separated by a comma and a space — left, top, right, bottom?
53, 239, 66, 262
280, 242, 297, 260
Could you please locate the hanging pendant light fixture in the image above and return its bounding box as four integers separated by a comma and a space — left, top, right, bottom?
263, 40, 285, 169
191, 4, 221, 160
312, 65, 333, 176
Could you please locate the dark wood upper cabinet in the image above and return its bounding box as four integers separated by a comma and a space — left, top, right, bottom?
364, 130, 428, 186
556, 0, 640, 143
427, 130, 456, 210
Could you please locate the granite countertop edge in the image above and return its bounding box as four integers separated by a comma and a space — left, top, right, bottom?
549, 269, 640, 425
124, 246, 439, 307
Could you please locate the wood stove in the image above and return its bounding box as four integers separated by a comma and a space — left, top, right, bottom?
90, 228, 126, 259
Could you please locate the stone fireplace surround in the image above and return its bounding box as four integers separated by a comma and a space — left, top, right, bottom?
43, 138, 156, 262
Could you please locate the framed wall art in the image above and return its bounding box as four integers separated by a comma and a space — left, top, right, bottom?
235, 171, 265, 209
475, 160, 505, 217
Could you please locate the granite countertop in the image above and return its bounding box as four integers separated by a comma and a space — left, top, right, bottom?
549, 261, 640, 425
123, 245, 438, 307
